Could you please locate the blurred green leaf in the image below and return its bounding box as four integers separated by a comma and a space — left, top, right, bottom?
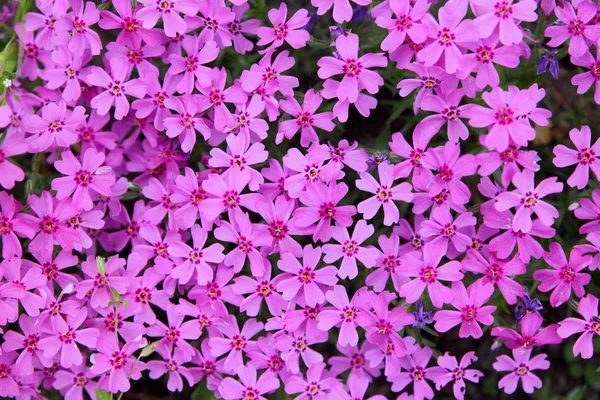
564, 385, 588, 400
0, 35, 18, 75
95, 389, 112, 400
13, 0, 34, 23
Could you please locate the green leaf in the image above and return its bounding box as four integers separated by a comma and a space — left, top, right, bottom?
96, 256, 106, 274
140, 341, 158, 358
422, 326, 440, 337
564, 385, 587, 400
108, 288, 121, 305
0, 36, 18, 75
13, 0, 35, 23
98, 1, 113, 11
95, 389, 112, 400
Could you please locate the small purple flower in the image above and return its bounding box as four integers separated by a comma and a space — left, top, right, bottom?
412, 301, 434, 329
537, 49, 559, 79
514, 293, 544, 326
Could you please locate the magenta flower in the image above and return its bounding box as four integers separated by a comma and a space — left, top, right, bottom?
317, 33, 387, 103
375, 0, 429, 52
491, 312, 562, 350
215, 210, 271, 276
201, 169, 261, 222
232, 263, 287, 317
423, 141, 477, 207
27, 191, 80, 261
477, 144, 541, 188
495, 170, 563, 233
38, 309, 100, 368
0, 193, 36, 260
146, 305, 202, 361
147, 347, 195, 392
256, 195, 305, 257
571, 50, 600, 104
418, 90, 473, 141
389, 345, 446, 398
553, 125, 600, 189
209, 316, 264, 372
433, 281, 496, 338
0, 352, 19, 397
219, 365, 279, 400
557, 294, 600, 359
474, 0, 538, 45
257, 3, 310, 51
284, 362, 339, 397
208, 131, 268, 191
282, 147, 331, 199
52, 366, 98, 400
75, 255, 129, 308
137, 0, 199, 37
420, 207, 476, 256
459, 38, 522, 89
229, 4, 261, 54
356, 162, 413, 226
57, 0, 102, 55
22, 100, 87, 152
365, 233, 406, 293
1, 315, 52, 375
462, 250, 525, 304
0, 258, 46, 318
313, 0, 373, 23
239, 50, 299, 96
293, 180, 357, 242
168, 224, 225, 285
163, 94, 212, 152
86, 59, 147, 120
463, 86, 539, 151
389, 126, 435, 189
416, 5, 474, 74
317, 285, 361, 346
196, 0, 235, 48
545, 1, 600, 57
493, 349, 550, 395
399, 243, 464, 308
331, 376, 387, 400
90, 334, 146, 394
533, 242, 592, 307
574, 188, 600, 234
42, 46, 88, 102
51, 148, 115, 211
99, 0, 162, 47
434, 352, 483, 400
277, 89, 335, 147
0, 133, 27, 190
397, 64, 451, 114
276, 244, 338, 307
322, 220, 381, 279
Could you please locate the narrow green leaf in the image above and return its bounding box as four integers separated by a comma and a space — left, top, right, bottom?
96, 256, 106, 274
0, 36, 18, 75
140, 342, 158, 358
13, 0, 35, 23
95, 389, 112, 400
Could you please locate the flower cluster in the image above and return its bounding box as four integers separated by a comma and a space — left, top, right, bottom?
0, 0, 599, 399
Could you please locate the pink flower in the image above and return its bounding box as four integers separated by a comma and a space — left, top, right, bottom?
317, 33, 387, 102
356, 162, 414, 226
219, 365, 280, 399
51, 148, 115, 211
420, 207, 476, 256
256, 195, 305, 257
0, 193, 36, 260
197, 0, 235, 48
284, 362, 339, 397
293, 180, 357, 243
533, 242, 592, 307
228, 4, 261, 55
208, 131, 268, 191
312, 0, 373, 23
462, 250, 525, 304
571, 50, 600, 104
163, 94, 212, 152
99, 0, 162, 47
375, 0, 429, 52
1, 315, 52, 375
147, 347, 195, 392
146, 305, 202, 360
22, 100, 87, 152
433, 281, 496, 338
545, 1, 600, 57
493, 349, 549, 395
90, 334, 146, 393
200, 169, 262, 222
323, 220, 382, 279
474, 0, 537, 45
57, 0, 102, 55
239, 50, 299, 97
477, 144, 540, 188
38, 309, 100, 368
0, 134, 27, 190
389, 126, 435, 189
388, 345, 446, 398
274, 331, 324, 374
215, 210, 271, 276
399, 243, 464, 308
491, 312, 562, 350
417, 5, 475, 74
277, 89, 335, 147
422, 141, 477, 206
317, 285, 361, 346
282, 146, 331, 199
86, 59, 147, 120
232, 263, 287, 317
257, 3, 310, 51
27, 191, 80, 261
434, 352, 483, 400
574, 188, 600, 234
553, 125, 600, 189
418, 89, 472, 141
495, 169, 563, 233
463, 86, 539, 151
75, 255, 129, 308
557, 294, 600, 359
42, 46, 89, 102
196, 67, 248, 130
168, 224, 225, 285
276, 244, 339, 307
137, 0, 199, 37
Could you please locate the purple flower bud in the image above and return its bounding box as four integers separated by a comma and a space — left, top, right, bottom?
367, 153, 390, 167
514, 292, 543, 326
537, 49, 559, 79
413, 301, 434, 329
